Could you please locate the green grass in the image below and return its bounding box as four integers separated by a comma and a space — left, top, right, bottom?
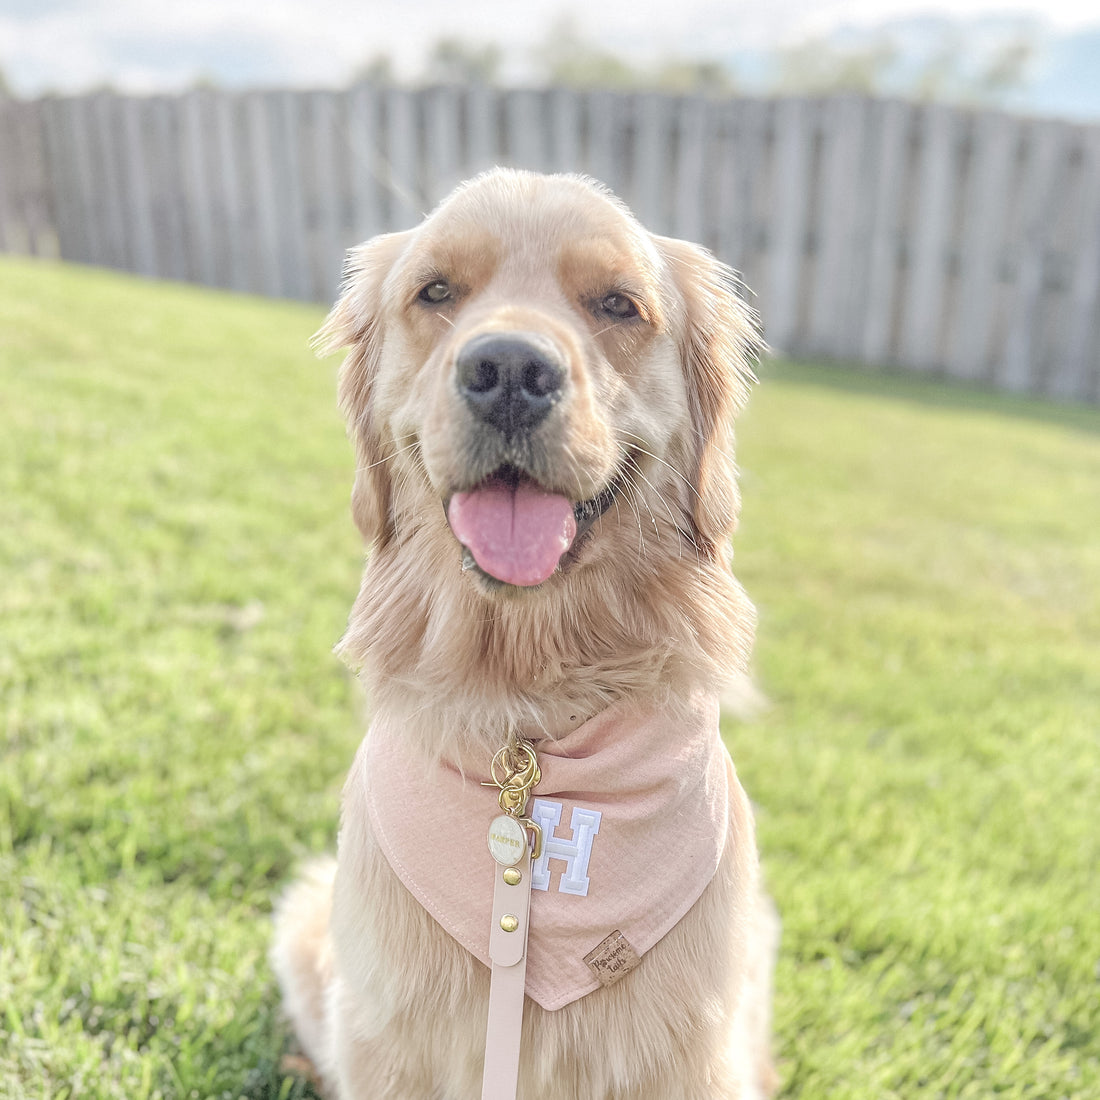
732, 363, 1100, 1098
2, 257, 1098, 1098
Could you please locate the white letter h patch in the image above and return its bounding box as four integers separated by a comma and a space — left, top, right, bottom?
530, 799, 602, 897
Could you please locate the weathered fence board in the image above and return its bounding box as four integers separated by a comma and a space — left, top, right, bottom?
632, 92, 668, 232
582, 91, 611, 183
861, 99, 911, 366
672, 94, 708, 246
0, 107, 18, 252
899, 104, 959, 372
506, 88, 545, 175
118, 96, 154, 278
384, 87, 421, 231
1033, 126, 1089, 396
179, 91, 214, 288
766, 97, 810, 353
1000, 119, 1067, 393
550, 87, 581, 177
951, 113, 1013, 381
710, 100, 746, 276
243, 92, 281, 298
149, 96, 189, 284
68, 96, 101, 265
0, 101, 50, 256
425, 86, 463, 207
1057, 127, 1100, 401
466, 83, 497, 179
1, 85, 1098, 400
808, 95, 869, 359
346, 86, 377, 248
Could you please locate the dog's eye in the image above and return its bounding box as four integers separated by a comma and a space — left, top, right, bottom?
599, 292, 638, 319
418, 280, 453, 305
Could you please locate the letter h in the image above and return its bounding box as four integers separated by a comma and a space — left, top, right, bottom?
530, 799, 602, 897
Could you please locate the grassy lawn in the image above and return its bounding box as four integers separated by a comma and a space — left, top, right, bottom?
1, 257, 1098, 1099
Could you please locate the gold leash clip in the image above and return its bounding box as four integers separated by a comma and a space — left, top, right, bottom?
484, 735, 543, 859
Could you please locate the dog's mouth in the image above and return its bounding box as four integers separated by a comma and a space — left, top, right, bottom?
445, 465, 620, 588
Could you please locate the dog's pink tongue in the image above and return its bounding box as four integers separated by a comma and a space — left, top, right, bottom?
447, 477, 576, 587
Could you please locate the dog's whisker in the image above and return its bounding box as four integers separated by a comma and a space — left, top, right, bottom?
621, 467, 657, 527
620, 432, 705, 503
608, 493, 636, 557
620, 472, 658, 556
621, 433, 723, 544
355, 437, 421, 476
628, 463, 683, 534
614, 477, 648, 559
632, 467, 702, 563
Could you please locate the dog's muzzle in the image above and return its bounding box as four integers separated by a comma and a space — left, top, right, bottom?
443, 331, 620, 589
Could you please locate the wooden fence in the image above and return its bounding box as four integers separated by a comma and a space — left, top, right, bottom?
1, 85, 1099, 401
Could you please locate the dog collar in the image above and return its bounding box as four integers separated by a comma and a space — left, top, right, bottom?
359, 693, 735, 1011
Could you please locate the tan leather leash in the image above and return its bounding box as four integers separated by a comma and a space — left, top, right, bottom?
481, 736, 543, 1100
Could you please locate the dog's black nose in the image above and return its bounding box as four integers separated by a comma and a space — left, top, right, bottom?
456, 333, 565, 437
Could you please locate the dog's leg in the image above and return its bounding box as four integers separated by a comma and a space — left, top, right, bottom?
271, 857, 339, 1089
729, 887, 782, 1099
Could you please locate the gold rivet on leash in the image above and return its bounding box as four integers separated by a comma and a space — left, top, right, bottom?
500, 914, 519, 933
503, 867, 522, 886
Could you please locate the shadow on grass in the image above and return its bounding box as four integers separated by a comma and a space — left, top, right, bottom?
761, 357, 1100, 437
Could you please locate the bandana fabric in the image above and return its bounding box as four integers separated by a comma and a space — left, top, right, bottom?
359, 694, 736, 1011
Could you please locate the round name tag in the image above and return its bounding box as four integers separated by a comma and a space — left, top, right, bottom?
487, 814, 528, 867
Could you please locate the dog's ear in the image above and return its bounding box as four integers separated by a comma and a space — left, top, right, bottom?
656, 236, 763, 555
314, 231, 413, 547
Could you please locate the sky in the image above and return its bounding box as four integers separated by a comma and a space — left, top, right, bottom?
2, 0, 1099, 114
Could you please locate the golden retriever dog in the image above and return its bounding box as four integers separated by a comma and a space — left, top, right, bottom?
272, 168, 778, 1099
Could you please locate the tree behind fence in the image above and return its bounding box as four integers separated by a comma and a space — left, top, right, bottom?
1, 84, 1098, 401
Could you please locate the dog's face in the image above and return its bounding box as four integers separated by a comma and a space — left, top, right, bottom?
320, 170, 758, 596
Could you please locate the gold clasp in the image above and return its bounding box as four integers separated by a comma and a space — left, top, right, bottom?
498, 785, 527, 815
486, 741, 540, 793
523, 817, 543, 861
484, 734, 541, 825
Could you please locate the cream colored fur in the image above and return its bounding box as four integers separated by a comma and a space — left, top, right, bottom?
272, 169, 778, 1098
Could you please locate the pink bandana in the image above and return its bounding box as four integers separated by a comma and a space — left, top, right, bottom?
359, 694, 736, 1011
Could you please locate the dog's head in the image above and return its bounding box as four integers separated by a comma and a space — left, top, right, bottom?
319, 169, 760, 598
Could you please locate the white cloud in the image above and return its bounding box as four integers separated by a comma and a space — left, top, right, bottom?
1, 0, 1097, 95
